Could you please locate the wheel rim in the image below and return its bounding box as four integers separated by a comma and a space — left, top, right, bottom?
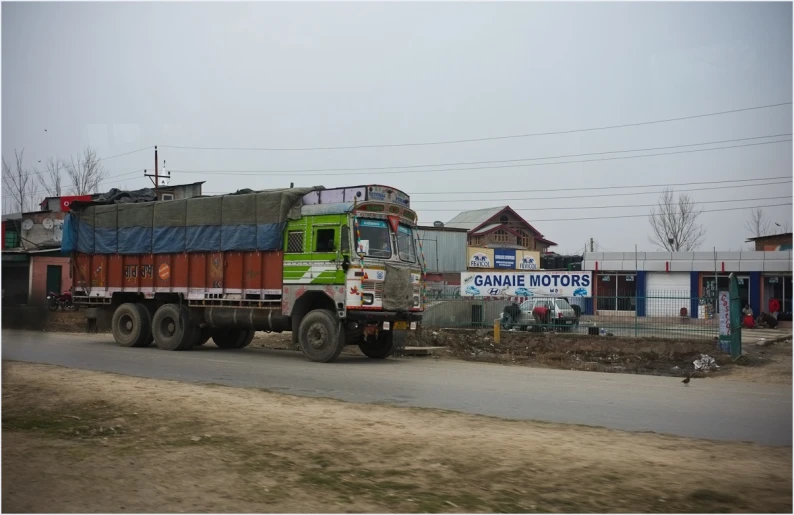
119, 314, 134, 337
308, 324, 328, 350
160, 317, 177, 339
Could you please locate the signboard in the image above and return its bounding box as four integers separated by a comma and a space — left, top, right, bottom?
467, 247, 494, 269
494, 248, 516, 269
60, 195, 92, 212
718, 290, 731, 336
516, 251, 539, 270
461, 271, 592, 297
467, 247, 540, 270
367, 185, 410, 207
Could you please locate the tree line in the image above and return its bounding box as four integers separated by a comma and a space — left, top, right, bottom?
2, 146, 107, 214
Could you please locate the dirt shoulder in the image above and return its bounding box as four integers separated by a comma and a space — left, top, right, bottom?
3, 362, 791, 513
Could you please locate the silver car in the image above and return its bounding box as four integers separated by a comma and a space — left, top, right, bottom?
501, 297, 579, 331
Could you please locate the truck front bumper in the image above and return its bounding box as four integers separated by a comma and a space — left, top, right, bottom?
346, 310, 423, 323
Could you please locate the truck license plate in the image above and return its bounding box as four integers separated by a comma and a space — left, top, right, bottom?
393, 321, 407, 330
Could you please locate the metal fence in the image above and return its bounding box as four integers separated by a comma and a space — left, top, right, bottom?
421, 291, 721, 340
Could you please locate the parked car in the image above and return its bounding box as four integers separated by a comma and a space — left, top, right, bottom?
500, 297, 578, 331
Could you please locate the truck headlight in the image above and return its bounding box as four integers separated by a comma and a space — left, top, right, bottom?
413, 295, 420, 307
362, 293, 374, 306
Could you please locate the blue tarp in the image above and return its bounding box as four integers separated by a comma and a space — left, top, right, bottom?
119, 227, 153, 255
61, 213, 78, 254
66, 186, 322, 255
153, 227, 186, 254
186, 226, 221, 253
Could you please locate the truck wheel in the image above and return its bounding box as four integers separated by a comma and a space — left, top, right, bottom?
152, 304, 195, 351
192, 326, 212, 347
358, 331, 394, 359
212, 328, 252, 349
298, 310, 345, 363
111, 303, 152, 348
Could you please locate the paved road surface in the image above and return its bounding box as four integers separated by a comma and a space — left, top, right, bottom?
2, 330, 791, 446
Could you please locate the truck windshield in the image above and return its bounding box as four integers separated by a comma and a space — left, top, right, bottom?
397, 224, 416, 262
357, 219, 391, 258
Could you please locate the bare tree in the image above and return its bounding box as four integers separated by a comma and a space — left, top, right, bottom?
62, 146, 107, 195
648, 188, 706, 251
36, 157, 64, 198
2, 149, 33, 214
744, 208, 772, 238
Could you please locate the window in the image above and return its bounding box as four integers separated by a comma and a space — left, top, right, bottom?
493, 229, 510, 243
396, 224, 416, 262
286, 231, 304, 253
499, 215, 509, 224
357, 219, 391, 258
160, 193, 174, 201
341, 225, 350, 254
517, 230, 531, 248
4, 229, 19, 249
315, 229, 335, 253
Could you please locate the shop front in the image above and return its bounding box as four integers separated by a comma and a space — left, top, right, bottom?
595, 272, 637, 312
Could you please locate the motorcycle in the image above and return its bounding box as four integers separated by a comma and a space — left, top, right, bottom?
47, 290, 76, 312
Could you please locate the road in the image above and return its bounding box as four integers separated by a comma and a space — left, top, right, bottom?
2, 330, 791, 446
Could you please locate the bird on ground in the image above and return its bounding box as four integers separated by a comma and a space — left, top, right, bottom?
682, 374, 691, 386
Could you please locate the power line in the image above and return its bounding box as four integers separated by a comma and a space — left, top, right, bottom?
168, 139, 792, 177
410, 175, 792, 195
20, 147, 152, 178
419, 202, 793, 225
419, 195, 792, 212
203, 179, 792, 201
160, 134, 791, 174
159, 102, 793, 151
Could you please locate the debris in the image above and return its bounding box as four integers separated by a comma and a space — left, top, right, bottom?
190, 436, 202, 442
64, 415, 81, 420
693, 354, 719, 371
756, 339, 774, 347
445, 501, 459, 508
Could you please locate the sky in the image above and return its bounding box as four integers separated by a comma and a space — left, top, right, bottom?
2, 1, 792, 253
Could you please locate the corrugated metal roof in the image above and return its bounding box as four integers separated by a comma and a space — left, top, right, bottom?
471, 223, 501, 235
446, 206, 506, 229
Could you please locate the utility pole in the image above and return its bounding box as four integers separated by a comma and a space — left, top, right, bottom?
144, 146, 169, 188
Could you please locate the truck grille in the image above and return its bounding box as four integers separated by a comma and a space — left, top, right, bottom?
361, 281, 383, 300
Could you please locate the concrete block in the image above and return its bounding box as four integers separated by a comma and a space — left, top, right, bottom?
645, 252, 673, 261
741, 251, 766, 261
672, 252, 694, 260
601, 252, 625, 261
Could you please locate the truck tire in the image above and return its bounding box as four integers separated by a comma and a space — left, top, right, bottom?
192, 326, 212, 347
358, 331, 394, 359
298, 310, 345, 363
212, 328, 254, 349
152, 304, 195, 351
111, 303, 152, 348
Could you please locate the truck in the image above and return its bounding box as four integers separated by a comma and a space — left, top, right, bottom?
63, 185, 424, 362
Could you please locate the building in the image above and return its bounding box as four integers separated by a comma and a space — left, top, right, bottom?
746, 232, 792, 251
416, 225, 469, 297
582, 251, 792, 320
446, 206, 557, 252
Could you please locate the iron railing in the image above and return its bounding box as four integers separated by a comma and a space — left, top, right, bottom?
421, 290, 720, 340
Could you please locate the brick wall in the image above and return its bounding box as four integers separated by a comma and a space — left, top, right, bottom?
754, 234, 793, 251
30, 256, 72, 307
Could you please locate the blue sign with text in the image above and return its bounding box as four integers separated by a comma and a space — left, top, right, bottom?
494, 248, 516, 269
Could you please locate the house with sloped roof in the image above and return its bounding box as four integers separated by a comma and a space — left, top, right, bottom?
446, 205, 557, 253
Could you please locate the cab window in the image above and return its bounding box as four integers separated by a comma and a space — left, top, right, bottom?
315, 228, 336, 253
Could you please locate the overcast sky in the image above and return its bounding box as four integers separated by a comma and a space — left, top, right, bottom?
3, 1, 792, 253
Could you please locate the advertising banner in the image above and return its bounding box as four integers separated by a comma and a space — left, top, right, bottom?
718, 291, 731, 336
493, 248, 516, 269
516, 250, 540, 270
467, 247, 494, 269
468, 247, 541, 270
461, 271, 592, 297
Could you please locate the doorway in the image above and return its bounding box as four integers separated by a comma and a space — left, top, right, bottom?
46, 265, 62, 296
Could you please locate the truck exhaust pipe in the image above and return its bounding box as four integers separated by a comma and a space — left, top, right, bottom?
203, 308, 291, 332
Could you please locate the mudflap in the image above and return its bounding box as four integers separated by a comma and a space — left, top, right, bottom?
392, 329, 407, 358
